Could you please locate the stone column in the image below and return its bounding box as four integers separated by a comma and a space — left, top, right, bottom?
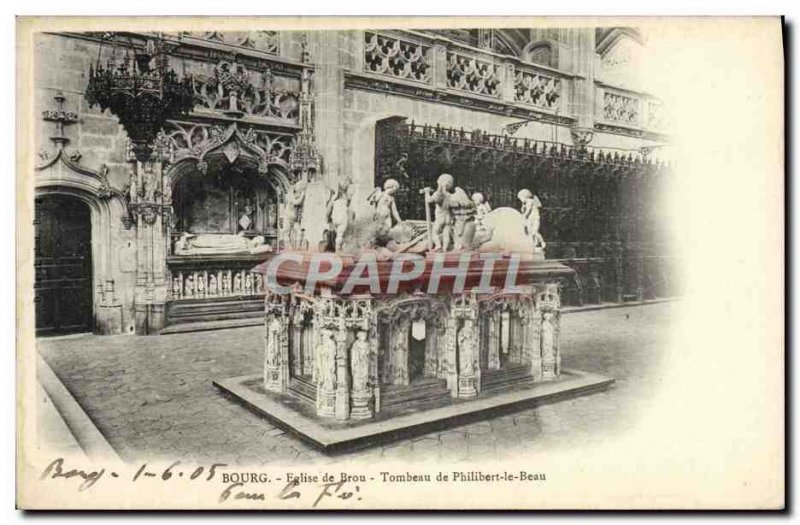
350, 326, 374, 419
569, 27, 597, 135
431, 38, 448, 89
535, 282, 562, 381
131, 155, 169, 335
443, 314, 459, 397
456, 317, 479, 398
388, 316, 410, 385
487, 311, 501, 370
303, 29, 345, 249
334, 324, 350, 420
315, 325, 337, 417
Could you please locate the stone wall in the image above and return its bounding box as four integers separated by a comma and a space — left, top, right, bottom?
34, 33, 138, 334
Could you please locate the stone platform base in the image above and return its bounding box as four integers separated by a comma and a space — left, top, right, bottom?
213, 369, 614, 454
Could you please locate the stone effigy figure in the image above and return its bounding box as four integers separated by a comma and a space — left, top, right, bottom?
197, 273, 206, 296
221, 272, 231, 295
208, 274, 218, 296
457, 319, 476, 376
518, 188, 546, 250
282, 180, 307, 249
316, 328, 337, 392
424, 173, 455, 252
267, 317, 283, 367
173, 232, 268, 256
349, 330, 371, 393
367, 178, 402, 233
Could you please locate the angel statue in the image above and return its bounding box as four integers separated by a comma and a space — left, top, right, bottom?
366, 178, 402, 233
518, 188, 546, 250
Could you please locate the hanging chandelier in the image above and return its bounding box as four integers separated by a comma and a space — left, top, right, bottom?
85, 34, 195, 162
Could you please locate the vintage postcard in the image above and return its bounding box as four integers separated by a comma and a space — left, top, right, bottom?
16, 16, 784, 509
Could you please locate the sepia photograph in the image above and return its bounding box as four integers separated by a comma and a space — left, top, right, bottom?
15, 15, 784, 510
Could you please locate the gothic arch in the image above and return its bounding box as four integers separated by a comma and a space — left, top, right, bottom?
522, 39, 559, 68
34, 150, 129, 320
163, 122, 293, 198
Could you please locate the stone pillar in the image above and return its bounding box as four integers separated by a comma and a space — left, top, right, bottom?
264, 315, 282, 392
302, 325, 315, 377
315, 325, 337, 418
535, 282, 562, 381
569, 27, 597, 134
131, 151, 170, 335
350, 325, 374, 419
388, 316, 410, 385
423, 316, 440, 377
304, 29, 345, 249
291, 322, 303, 377
334, 325, 350, 420
487, 311, 501, 370
456, 317, 479, 398
431, 38, 448, 89
443, 314, 459, 397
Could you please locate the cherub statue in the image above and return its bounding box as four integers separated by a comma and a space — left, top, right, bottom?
424, 173, 455, 252
367, 178, 402, 233
518, 188, 546, 250
282, 180, 307, 250
472, 192, 491, 220
472, 192, 492, 245
326, 178, 355, 252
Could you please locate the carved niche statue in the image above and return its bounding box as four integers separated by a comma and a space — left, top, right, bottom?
282, 180, 307, 250
316, 328, 338, 392
349, 329, 371, 393
457, 319, 477, 376
518, 188, 546, 250
266, 316, 283, 368
367, 178, 402, 234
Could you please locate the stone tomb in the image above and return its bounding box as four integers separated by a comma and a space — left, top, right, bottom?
214, 252, 614, 453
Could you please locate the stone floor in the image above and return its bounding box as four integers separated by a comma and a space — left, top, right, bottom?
38, 302, 675, 466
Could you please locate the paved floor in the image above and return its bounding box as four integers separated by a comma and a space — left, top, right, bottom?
38, 302, 674, 466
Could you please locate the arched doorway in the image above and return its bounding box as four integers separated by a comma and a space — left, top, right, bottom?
34, 194, 93, 335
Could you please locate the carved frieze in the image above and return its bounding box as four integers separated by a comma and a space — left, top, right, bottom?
192, 59, 300, 121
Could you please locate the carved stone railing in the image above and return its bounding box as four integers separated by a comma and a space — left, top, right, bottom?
363, 31, 432, 84
513, 65, 563, 111
349, 30, 575, 124
595, 82, 666, 135
446, 51, 502, 98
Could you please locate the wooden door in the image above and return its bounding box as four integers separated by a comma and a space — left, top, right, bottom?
34, 194, 93, 335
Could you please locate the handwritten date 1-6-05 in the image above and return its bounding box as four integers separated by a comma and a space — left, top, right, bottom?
40, 458, 229, 492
